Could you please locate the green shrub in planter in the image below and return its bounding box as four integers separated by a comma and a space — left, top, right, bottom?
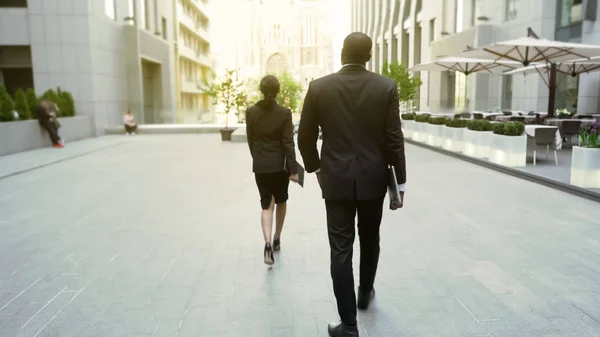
415, 114, 430, 122
493, 121, 524, 136
401, 113, 416, 120
26, 88, 39, 117
0, 85, 15, 122
446, 118, 467, 128
467, 119, 493, 131
428, 116, 448, 125
13, 89, 30, 120
59, 88, 75, 117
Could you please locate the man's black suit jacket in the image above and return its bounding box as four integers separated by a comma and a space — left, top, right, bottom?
298, 65, 406, 201
246, 100, 298, 175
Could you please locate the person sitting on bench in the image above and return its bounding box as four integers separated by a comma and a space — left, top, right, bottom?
124, 110, 137, 135
37, 100, 63, 148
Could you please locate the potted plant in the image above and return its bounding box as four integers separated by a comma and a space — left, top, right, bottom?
201, 69, 247, 141
463, 119, 494, 158
401, 113, 416, 139
426, 116, 447, 147
570, 122, 600, 188
556, 108, 572, 120
0, 85, 15, 122
442, 118, 467, 152
413, 113, 430, 142
488, 121, 526, 167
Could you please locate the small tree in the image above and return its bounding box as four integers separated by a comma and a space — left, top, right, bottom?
13, 89, 30, 120
26, 88, 39, 118
203, 69, 247, 128
0, 85, 15, 122
381, 61, 423, 110
276, 72, 303, 113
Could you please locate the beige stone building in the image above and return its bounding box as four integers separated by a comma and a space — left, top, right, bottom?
223, 0, 334, 102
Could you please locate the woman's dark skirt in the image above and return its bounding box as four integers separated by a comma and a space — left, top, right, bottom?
255, 171, 290, 210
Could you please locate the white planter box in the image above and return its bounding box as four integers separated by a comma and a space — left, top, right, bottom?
463, 129, 493, 158
426, 124, 444, 147
442, 127, 465, 152
414, 122, 428, 143
570, 147, 600, 188
402, 120, 416, 139
488, 133, 527, 167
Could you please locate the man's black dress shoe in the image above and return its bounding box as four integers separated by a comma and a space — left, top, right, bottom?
357, 288, 375, 310
328, 322, 359, 337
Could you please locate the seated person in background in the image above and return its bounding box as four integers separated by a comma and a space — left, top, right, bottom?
124, 110, 137, 135
36, 100, 63, 148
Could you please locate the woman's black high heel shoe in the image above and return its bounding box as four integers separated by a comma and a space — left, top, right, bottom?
264, 243, 274, 265
273, 237, 281, 251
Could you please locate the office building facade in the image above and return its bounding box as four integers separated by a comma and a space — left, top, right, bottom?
351, 0, 600, 115
0, 0, 214, 133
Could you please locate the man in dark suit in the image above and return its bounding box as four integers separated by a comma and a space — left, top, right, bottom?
298, 32, 406, 337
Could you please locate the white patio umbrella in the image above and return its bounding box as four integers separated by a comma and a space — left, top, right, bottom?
410, 57, 520, 110
409, 56, 519, 75
460, 37, 600, 65
458, 33, 600, 116
504, 59, 600, 77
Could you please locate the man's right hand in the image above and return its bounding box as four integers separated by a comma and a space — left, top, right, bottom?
390, 192, 404, 210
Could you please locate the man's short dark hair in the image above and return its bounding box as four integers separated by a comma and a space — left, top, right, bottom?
341, 32, 372, 65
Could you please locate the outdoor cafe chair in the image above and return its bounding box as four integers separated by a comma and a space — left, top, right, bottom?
531, 127, 559, 166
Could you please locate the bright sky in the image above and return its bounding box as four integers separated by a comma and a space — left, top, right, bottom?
210, 0, 350, 73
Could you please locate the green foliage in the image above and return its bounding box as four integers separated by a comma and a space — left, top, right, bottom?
26, 88, 38, 118
274, 72, 303, 113
466, 119, 493, 131
401, 113, 416, 120
381, 61, 423, 106
428, 116, 448, 125
0, 85, 15, 122
453, 114, 462, 120
445, 118, 467, 128
493, 122, 525, 136
415, 114, 430, 123
203, 69, 247, 128
59, 89, 75, 117
13, 89, 30, 120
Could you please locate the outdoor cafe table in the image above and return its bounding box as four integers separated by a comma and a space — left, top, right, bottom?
495, 115, 537, 122
524, 125, 562, 150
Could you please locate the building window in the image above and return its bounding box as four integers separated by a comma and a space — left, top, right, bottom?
455, 0, 463, 33
429, 18, 435, 45
558, 0, 583, 27
505, 0, 518, 21
105, 0, 116, 20
140, 0, 150, 30
0, 0, 27, 7
471, 0, 481, 27
162, 17, 167, 40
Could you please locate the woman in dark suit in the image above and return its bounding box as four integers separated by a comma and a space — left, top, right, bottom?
246, 75, 299, 265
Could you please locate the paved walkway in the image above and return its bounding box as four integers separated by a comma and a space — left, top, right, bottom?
1, 135, 600, 337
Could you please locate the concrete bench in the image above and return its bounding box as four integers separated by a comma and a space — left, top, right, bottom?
105, 124, 245, 135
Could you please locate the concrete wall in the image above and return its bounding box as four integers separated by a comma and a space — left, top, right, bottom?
0, 116, 94, 156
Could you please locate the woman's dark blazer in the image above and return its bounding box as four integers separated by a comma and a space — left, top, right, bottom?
246, 100, 298, 175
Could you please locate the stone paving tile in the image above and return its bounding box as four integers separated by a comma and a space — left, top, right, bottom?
2, 134, 600, 336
